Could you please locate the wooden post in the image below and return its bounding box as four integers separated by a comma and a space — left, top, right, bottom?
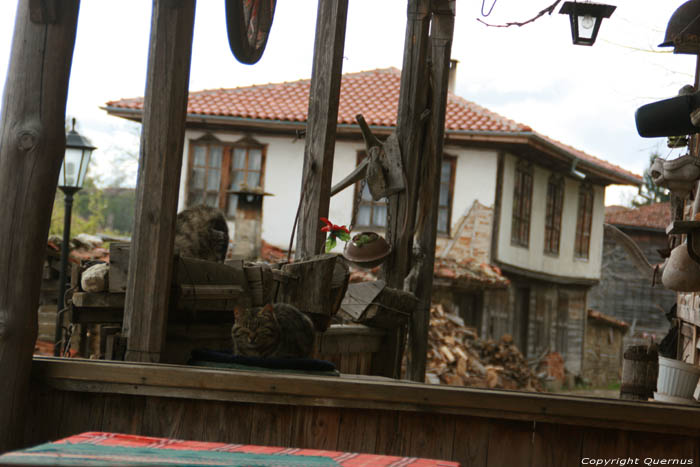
123, 0, 196, 363
0, 0, 80, 451
295, 0, 349, 259
375, 0, 431, 379
406, 0, 455, 382
384, 0, 431, 289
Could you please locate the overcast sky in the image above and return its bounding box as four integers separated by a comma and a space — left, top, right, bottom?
0, 1, 696, 205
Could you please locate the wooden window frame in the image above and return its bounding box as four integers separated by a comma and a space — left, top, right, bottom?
544, 175, 564, 256
185, 134, 267, 218
437, 155, 456, 237
352, 152, 456, 236
574, 183, 594, 259
511, 160, 533, 248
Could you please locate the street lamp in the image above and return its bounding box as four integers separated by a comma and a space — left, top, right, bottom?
559, 1, 616, 46
54, 119, 95, 356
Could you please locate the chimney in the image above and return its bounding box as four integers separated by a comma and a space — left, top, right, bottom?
448, 59, 458, 93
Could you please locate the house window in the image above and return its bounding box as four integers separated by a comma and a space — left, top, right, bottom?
437, 155, 456, 235
511, 160, 533, 247
187, 135, 266, 217
575, 183, 594, 259
544, 175, 564, 255
353, 152, 455, 235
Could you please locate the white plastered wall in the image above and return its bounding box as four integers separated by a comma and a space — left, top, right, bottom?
496, 152, 604, 280
179, 130, 361, 250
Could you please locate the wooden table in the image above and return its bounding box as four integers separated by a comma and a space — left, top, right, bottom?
0, 432, 460, 466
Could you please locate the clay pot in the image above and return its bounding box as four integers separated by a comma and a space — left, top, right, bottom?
650, 154, 700, 199
661, 242, 700, 292
343, 232, 391, 269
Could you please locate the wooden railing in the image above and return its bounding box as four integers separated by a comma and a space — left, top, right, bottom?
21, 357, 700, 466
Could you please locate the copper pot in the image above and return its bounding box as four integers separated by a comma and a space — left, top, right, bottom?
343, 232, 391, 269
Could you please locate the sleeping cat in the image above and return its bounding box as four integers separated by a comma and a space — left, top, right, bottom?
174, 204, 229, 262
232, 303, 315, 358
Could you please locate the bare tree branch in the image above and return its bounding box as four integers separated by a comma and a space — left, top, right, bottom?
477, 0, 562, 28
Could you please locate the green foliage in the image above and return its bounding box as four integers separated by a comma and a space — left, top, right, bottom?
49, 174, 134, 238
632, 152, 671, 207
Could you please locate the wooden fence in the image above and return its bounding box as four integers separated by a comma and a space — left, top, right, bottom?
21, 357, 700, 466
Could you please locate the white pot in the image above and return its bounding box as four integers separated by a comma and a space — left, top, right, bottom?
657, 356, 700, 399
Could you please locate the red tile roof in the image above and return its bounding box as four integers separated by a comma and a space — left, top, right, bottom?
604, 202, 671, 230
106, 67, 641, 184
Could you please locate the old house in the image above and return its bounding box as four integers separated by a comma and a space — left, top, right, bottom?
582, 309, 629, 387
105, 67, 642, 373
587, 203, 675, 348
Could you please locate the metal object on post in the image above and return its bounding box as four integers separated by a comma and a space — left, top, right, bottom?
559, 1, 616, 46
659, 0, 700, 54
54, 119, 95, 356
225, 0, 276, 64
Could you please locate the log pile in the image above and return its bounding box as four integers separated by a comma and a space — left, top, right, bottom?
425, 305, 543, 392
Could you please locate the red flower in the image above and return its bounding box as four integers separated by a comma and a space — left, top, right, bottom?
320, 225, 331, 232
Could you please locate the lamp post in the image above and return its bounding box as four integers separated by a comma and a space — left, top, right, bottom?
54, 119, 95, 356
559, 1, 616, 46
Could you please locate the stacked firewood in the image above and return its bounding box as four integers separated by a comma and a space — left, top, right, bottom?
425, 305, 543, 392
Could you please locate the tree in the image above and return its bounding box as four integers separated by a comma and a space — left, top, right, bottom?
633, 152, 671, 207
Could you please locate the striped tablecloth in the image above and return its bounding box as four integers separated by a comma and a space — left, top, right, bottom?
0, 432, 460, 466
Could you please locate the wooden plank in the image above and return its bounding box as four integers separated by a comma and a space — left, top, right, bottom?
339, 281, 385, 321
108, 242, 130, 293
407, 0, 455, 382
101, 393, 145, 435
336, 408, 379, 453
200, 401, 253, 445
626, 431, 699, 461
291, 406, 341, 451
141, 396, 186, 438
0, 0, 80, 452
451, 417, 490, 467
178, 284, 244, 300
57, 391, 105, 438
250, 404, 295, 447
294, 0, 349, 259
276, 254, 337, 316
580, 428, 629, 459
375, 410, 402, 456
532, 422, 584, 467
317, 325, 385, 355
486, 420, 533, 467
73, 292, 125, 309
24, 386, 65, 447
123, 0, 196, 363
402, 411, 456, 461
31, 357, 700, 436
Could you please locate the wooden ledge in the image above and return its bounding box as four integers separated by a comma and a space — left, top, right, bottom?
31, 357, 700, 436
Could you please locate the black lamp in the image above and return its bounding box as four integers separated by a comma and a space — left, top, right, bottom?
559, 1, 616, 46
54, 118, 95, 356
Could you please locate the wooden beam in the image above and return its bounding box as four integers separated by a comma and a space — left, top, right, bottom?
384, 0, 431, 289
0, 0, 80, 451
123, 0, 196, 363
406, 0, 456, 382
377, 0, 431, 379
295, 0, 349, 259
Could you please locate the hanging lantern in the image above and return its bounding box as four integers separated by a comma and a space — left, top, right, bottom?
559, 1, 616, 46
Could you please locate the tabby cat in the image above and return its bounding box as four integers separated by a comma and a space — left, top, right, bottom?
174, 205, 229, 262
232, 303, 315, 358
